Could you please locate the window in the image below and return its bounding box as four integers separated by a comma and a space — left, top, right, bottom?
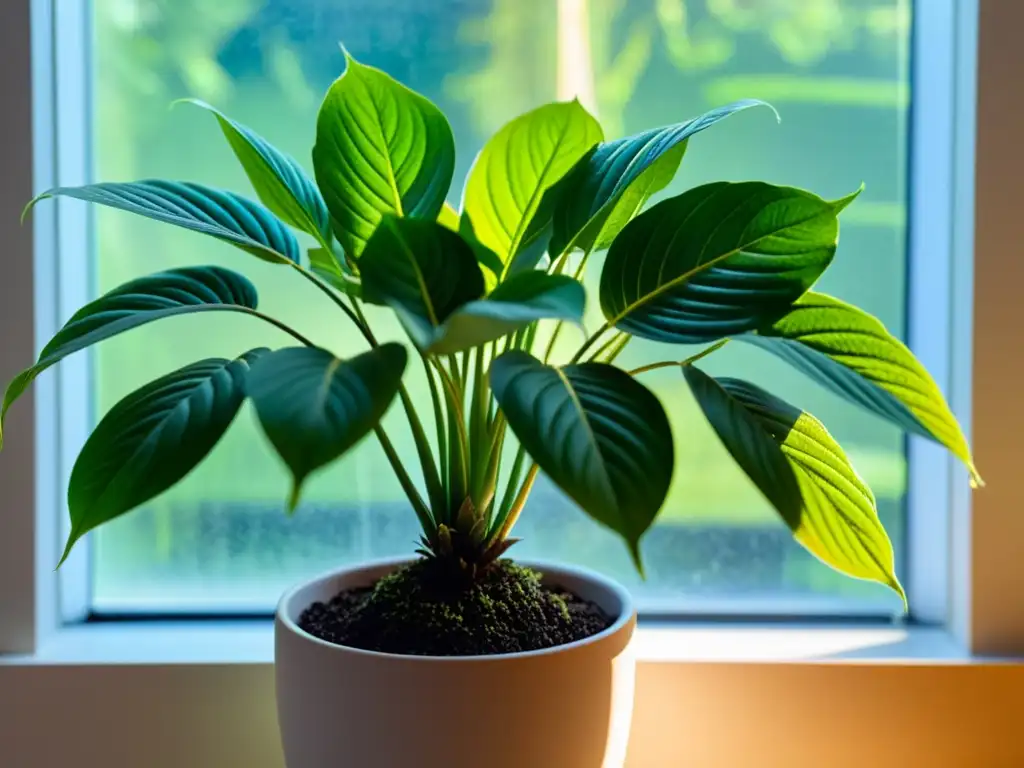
70, 0, 915, 615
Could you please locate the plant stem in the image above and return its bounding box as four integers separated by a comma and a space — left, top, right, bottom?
490, 443, 527, 539
603, 333, 632, 365
374, 425, 433, 532
294, 263, 445, 524
587, 330, 625, 363
570, 321, 611, 364
494, 463, 539, 543
422, 355, 448, 508
433, 358, 469, 518
628, 339, 731, 376
240, 308, 317, 348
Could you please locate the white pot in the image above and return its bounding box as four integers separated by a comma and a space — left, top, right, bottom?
275, 557, 637, 768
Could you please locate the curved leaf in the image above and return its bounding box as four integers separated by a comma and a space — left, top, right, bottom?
438, 201, 460, 231
461, 100, 602, 276
422, 273, 586, 355
359, 216, 485, 351
313, 53, 455, 257
600, 182, 853, 343
0, 266, 258, 449
742, 291, 980, 484
490, 352, 674, 569
28, 181, 300, 263
61, 349, 267, 566
247, 344, 409, 509
550, 100, 774, 254
683, 365, 905, 604
183, 99, 332, 243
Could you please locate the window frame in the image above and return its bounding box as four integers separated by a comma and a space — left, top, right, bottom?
5, 0, 1024, 761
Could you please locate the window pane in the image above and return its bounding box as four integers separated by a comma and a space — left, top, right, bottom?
90, 0, 910, 614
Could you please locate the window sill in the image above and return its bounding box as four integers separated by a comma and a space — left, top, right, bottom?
0, 620, 992, 666
1, 622, 1022, 767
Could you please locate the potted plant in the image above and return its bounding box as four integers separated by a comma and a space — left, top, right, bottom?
2, 52, 979, 768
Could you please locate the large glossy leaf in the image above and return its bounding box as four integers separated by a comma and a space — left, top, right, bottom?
550, 100, 773, 255
490, 352, 674, 568
0, 266, 258, 449
417, 272, 586, 355
461, 100, 602, 277
600, 181, 856, 343
742, 291, 981, 484
313, 53, 455, 257
183, 99, 332, 243
28, 181, 300, 263
61, 350, 267, 566
247, 344, 408, 509
683, 366, 904, 604
359, 216, 485, 350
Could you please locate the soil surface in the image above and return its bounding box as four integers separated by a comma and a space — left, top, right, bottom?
298, 558, 613, 656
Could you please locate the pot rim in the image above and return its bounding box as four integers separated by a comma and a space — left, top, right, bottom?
275, 556, 636, 663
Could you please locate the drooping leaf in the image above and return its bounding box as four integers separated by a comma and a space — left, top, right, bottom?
683, 365, 905, 604
27, 181, 300, 263
247, 344, 408, 510
61, 349, 267, 566
742, 291, 981, 484
183, 99, 332, 243
308, 247, 360, 297
359, 216, 485, 351
490, 352, 674, 569
461, 100, 602, 277
550, 100, 774, 254
313, 53, 455, 257
0, 266, 258, 449
418, 272, 586, 355
600, 182, 855, 343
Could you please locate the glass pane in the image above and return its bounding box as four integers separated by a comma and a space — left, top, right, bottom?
90, 0, 910, 614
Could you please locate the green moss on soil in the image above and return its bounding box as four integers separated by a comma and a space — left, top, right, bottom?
298, 558, 611, 656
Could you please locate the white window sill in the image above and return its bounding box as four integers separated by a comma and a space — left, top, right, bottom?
0, 621, 995, 667
2, 622, 1022, 767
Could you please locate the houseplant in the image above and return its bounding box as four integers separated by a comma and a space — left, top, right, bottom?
2, 52, 979, 767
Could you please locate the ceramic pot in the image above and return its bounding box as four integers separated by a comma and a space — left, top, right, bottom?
275, 557, 637, 768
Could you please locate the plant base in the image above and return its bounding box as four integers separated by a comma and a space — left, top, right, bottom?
298, 557, 611, 656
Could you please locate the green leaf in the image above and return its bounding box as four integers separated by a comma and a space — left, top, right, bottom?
683, 366, 905, 605
359, 216, 485, 350
600, 181, 850, 343
247, 344, 408, 510
0, 266, 258, 450
742, 291, 981, 485
490, 352, 674, 570
550, 100, 774, 255
461, 100, 602, 276
61, 350, 267, 566
27, 181, 300, 264
313, 53, 455, 257
308, 247, 360, 297
419, 272, 586, 355
183, 99, 332, 243
438, 201, 460, 231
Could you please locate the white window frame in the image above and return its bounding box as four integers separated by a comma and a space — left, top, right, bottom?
3, 1, 1024, 765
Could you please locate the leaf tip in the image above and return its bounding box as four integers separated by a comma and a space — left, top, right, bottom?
56, 533, 79, 570
969, 463, 985, 489
338, 42, 355, 66
628, 540, 647, 580
21, 192, 51, 224
890, 576, 909, 613
287, 482, 304, 515
832, 184, 865, 214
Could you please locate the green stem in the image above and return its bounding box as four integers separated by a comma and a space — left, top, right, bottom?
570, 322, 611, 364
603, 334, 632, 365
469, 345, 488, 491
588, 330, 626, 363
433, 358, 470, 518
423, 355, 448, 509
628, 339, 731, 376
491, 443, 527, 539
288, 262, 369, 343
494, 463, 539, 543
374, 425, 433, 532
240, 308, 317, 348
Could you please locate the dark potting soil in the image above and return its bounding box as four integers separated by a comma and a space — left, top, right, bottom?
298, 558, 613, 656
